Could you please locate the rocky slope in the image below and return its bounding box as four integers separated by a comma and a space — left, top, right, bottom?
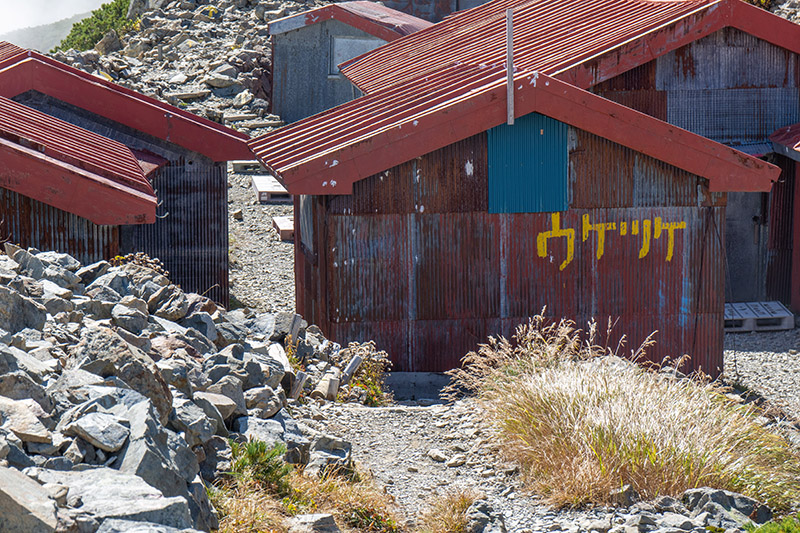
51, 0, 329, 138
0, 244, 379, 532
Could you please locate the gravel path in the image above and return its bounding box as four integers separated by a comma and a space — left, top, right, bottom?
296, 400, 615, 532
724, 330, 800, 420
227, 167, 295, 314
223, 162, 800, 527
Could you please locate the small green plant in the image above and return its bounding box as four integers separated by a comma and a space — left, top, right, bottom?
745, 515, 800, 533
343, 505, 398, 532
229, 439, 293, 497
53, 0, 134, 52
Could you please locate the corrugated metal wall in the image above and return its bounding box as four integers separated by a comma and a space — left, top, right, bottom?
766, 156, 796, 304
0, 188, 118, 264
7, 92, 231, 306
298, 127, 727, 375
488, 112, 568, 213
593, 27, 800, 304
121, 161, 229, 306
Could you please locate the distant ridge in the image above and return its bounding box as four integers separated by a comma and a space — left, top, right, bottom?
0, 12, 90, 52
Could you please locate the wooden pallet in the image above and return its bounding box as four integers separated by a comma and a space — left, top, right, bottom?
252, 174, 291, 203
272, 216, 294, 241
724, 301, 794, 333
231, 160, 266, 173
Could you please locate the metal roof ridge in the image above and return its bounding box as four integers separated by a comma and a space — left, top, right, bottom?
249, 68, 779, 195
0, 46, 253, 162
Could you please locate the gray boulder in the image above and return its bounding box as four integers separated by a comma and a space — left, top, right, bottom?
244, 385, 282, 419
168, 398, 215, 447
205, 376, 246, 417
68, 325, 172, 424
0, 465, 58, 532
465, 500, 506, 533
149, 285, 189, 321
35, 251, 81, 271
26, 467, 193, 529
66, 412, 130, 452
233, 409, 310, 464
288, 513, 339, 533
112, 302, 150, 334
0, 370, 52, 411
0, 286, 47, 334
0, 396, 52, 444
76, 260, 110, 286
306, 435, 352, 477
87, 271, 132, 299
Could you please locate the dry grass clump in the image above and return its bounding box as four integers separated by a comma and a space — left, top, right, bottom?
418, 488, 482, 533
447, 315, 800, 511
287, 470, 400, 532
209, 481, 287, 533
210, 440, 400, 532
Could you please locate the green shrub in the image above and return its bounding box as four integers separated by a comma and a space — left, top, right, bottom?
53, 0, 134, 52
447, 315, 800, 511
745, 515, 800, 533
229, 439, 293, 497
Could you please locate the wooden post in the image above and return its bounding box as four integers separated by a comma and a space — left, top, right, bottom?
506, 8, 514, 126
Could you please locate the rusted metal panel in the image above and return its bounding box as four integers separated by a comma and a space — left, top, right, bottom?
302, 127, 728, 375
765, 156, 795, 304
569, 128, 700, 209
589, 90, 668, 122
665, 88, 800, 145
0, 188, 118, 264
327, 214, 408, 322
655, 28, 800, 90
120, 162, 229, 306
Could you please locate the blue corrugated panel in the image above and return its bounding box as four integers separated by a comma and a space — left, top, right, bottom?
488, 112, 568, 214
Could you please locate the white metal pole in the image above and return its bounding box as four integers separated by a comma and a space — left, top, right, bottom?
506, 8, 514, 126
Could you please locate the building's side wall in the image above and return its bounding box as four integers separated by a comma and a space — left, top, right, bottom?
120, 162, 229, 305
12, 91, 229, 305
0, 188, 119, 264
299, 127, 727, 375
272, 20, 384, 123
592, 27, 800, 304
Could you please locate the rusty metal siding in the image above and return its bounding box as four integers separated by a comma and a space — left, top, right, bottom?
121, 161, 229, 306
0, 188, 118, 264
656, 28, 800, 145
596, 28, 800, 145
655, 28, 799, 91
765, 156, 796, 304
303, 127, 727, 374
569, 128, 701, 209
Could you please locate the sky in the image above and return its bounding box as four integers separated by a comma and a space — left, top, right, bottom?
0, 0, 107, 35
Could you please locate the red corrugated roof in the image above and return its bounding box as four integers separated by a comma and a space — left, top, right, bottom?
341, 0, 800, 94
771, 124, 800, 152
0, 42, 25, 63
248, 67, 779, 195
0, 96, 152, 194
269, 1, 432, 41
0, 45, 253, 161
0, 96, 156, 225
